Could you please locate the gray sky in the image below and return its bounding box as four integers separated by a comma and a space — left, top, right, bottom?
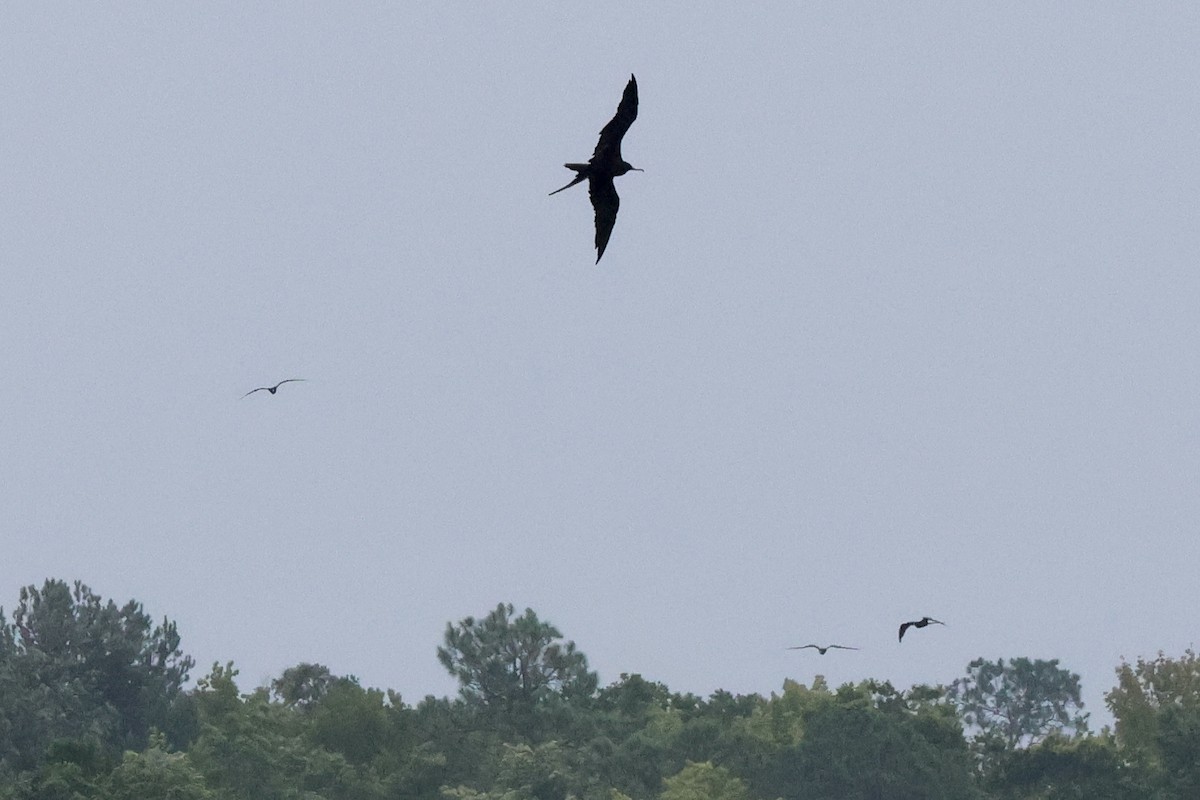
3, 4, 1198, 725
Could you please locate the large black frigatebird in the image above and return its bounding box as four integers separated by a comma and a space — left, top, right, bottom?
241, 379, 305, 398
550, 74, 642, 263
898, 617, 945, 642
787, 644, 860, 655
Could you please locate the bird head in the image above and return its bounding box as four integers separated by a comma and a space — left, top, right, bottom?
617, 161, 643, 176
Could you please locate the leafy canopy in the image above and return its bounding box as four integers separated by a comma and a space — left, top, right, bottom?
438, 603, 598, 723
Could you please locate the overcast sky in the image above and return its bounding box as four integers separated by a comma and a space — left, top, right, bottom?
3, 4, 1198, 725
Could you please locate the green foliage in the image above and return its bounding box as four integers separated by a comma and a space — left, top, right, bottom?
103, 733, 214, 800
0, 580, 193, 775
389, 694, 484, 798
947, 657, 1089, 750
469, 741, 572, 800
310, 677, 389, 765
985, 734, 1156, 800
659, 761, 750, 800
739, 676, 832, 749
0, 739, 106, 800
1106, 648, 1200, 758
1156, 704, 1200, 798
595, 674, 674, 723
441, 740, 613, 800
188, 663, 387, 800
437, 603, 598, 738
767, 680, 979, 800
603, 700, 685, 798
4, 582, 1193, 800
271, 662, 335, 710
1099, 650, 1200, 799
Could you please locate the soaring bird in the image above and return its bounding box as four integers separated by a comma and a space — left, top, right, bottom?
787, 644, 860, 655
898, 617, 945, 642
550, 74, 642, 263
242, 379, 305, 398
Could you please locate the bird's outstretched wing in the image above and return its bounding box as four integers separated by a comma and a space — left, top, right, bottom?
926, 617, 945, 626
898, 622, 913, 642
827, 645, 859, 651
786, 644, 820, 651
242, 378, 305, 398
593, 74, 638, 162
589, 177, 620, 263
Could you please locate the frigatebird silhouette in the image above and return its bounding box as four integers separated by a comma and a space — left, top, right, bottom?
787, 644, 860, 655
898, 617, 945, 642
550, 74, 642, 263
242, 379, 305, 398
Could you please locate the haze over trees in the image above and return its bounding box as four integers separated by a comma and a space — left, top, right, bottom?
1, 579, 1196, 799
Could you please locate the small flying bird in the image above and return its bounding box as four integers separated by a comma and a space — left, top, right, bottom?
787, 644, 860, 655
898, 617, 945, 642
550, 74, 642, 263
242, 379, 305, 398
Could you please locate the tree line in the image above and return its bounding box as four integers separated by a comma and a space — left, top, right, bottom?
0, 579, 1197, 799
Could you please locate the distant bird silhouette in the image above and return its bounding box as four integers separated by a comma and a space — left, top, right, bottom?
242, 379, 305, 398
550, 74, 642, 263
898, 617, 945, 642
787, 644, 860, 655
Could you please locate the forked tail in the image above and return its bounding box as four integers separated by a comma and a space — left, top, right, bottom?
549, 163, 589, 195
